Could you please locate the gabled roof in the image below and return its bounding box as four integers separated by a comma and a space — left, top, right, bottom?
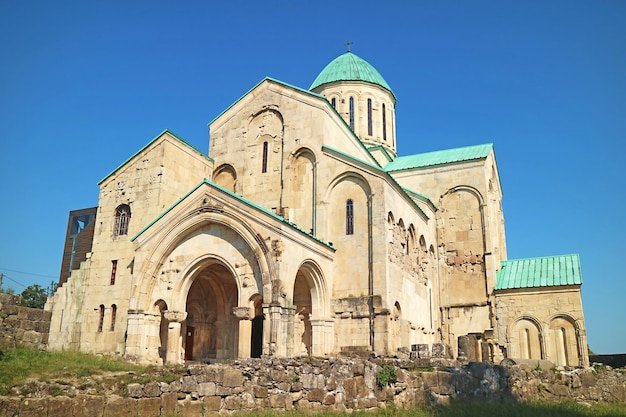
208, 76, 382, 169
385, 143, 493, 172
131, 179, 335, 250
310, 52, 395, 99
208, 77, 326, 127
99, 129, 212, 185
322, 145, 430, 220
495, 254, 582, 290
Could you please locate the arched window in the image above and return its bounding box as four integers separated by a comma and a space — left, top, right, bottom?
262, 141, 269, 173
98, 304, 105, 332
349, 97, 355, 130
110, 260, 117, 285
110, 304, 117, 331
367, 98, 373, 136
331, 97, 336, 108
382, 103, 387, 141
114, 204, 131, 236
346, 199, 354, 235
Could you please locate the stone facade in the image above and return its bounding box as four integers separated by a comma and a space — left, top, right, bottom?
45, 51, 587, 367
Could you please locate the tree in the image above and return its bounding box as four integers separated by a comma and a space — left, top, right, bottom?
20, 285, 48, 309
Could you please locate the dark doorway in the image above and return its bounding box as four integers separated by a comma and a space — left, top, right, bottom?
185, 326, 195, 360
185, 262, 238, 361
251, 316, 264, 358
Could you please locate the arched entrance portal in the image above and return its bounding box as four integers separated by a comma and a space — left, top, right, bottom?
185, 262, 238, 362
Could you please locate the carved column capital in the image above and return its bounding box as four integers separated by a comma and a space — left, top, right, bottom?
232, 306, 252, 320
163, 310, 187, 323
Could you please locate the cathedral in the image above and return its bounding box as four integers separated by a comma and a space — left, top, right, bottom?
47, 51, 589, 367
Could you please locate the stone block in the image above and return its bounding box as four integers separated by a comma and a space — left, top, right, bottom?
545, 383, 569, 397
160, 392, 178, 415
355, 397, 377, 409
270, 369, 289, 383
143, 381, 161, 398
19, 398, 47, 417
177, 399, 203, 417
323, 393, 336, 405
289, 391, 304, 404
414, 389, 429, 406
579, 371, 597, 387
296, 399, 311, 411
241, 391, 256, 408
307, 388, 326, 402
0, 397, 21, 417
253, 386, 268, 398
215, 385, 234, 396
608, 385, 626, 402
223, 369, 244, 387
137, 398, 160, 417
301, 373, 324, 389
198, 381, 216, 396
21, 331, 42, 344
126, 383, 143, 398
74, 394, 105, 417
355, 375, 370, 398
103, 395, 136, 417
180, 376, 198, 393
224, 395, 242, 410
204, 367, 224, 383
431, 343, 453, 359
200, 396, 220, 412
269, 393, 288, 408
343, 378, 356, 401
48, 395, 73, 417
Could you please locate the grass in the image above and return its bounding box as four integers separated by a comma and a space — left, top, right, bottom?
233, 403, 626, 417
0, 347, 145, 395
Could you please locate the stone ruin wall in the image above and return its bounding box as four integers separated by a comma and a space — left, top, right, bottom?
0, 293, 51, 351
1, 357, 625, 417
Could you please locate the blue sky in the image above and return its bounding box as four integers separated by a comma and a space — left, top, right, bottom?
0, 1, 624, 354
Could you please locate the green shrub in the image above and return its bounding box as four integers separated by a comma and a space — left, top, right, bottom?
376, 364, 397, 388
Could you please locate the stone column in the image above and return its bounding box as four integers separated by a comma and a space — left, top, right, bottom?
124, 310, 145, 362
233, 307, 252, 359
143, 312, 163, 365
310, 319, 325, 357
163, 311, 187, 365
268, 303, 282, 357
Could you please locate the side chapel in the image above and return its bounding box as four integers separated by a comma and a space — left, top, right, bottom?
46, 51, 589, 367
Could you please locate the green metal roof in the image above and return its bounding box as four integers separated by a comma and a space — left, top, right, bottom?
385, 143, 493, 172
309, 52, 395, 98
495, 254, 582, 290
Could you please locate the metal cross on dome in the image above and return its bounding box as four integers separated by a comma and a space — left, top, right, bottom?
345, 40, 353, 52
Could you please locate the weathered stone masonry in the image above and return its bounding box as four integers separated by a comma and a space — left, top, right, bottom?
0, 293, 51, 351
1, 357, 625, 417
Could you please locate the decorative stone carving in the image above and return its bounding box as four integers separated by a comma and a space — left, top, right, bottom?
199, 195, 224, 213
294, 310, 308, 356
163, 311, 187, 323
271, 239, 284, 261
232, 307, 252, 320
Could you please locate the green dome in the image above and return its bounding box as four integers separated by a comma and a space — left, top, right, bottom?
310, 52, 395, 97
